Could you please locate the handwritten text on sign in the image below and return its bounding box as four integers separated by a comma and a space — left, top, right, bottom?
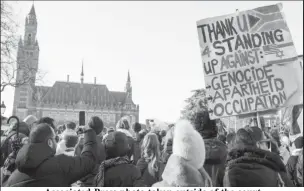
197, 3, 302, 119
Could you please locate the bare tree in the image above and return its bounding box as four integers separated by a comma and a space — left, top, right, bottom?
1, 1, 45, 92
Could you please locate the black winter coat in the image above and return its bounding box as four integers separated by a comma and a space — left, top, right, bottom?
224, 146, 294, 187
5, 129, 97, 187
103, 163, 145, 187
74, 135, 106, 186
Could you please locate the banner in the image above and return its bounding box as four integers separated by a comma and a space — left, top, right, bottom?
197, 3, 303, 119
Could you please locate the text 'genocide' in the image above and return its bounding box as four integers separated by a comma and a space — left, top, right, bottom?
208, 64, 287, 117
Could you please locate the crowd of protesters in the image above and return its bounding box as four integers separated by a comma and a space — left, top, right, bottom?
0, 109, 303, 187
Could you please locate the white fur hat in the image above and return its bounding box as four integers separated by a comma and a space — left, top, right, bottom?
173, 120, 206, 169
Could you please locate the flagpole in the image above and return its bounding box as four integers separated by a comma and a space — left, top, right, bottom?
257, 112, 262, 129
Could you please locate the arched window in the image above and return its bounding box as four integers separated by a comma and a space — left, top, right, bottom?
27, 34, 32, 45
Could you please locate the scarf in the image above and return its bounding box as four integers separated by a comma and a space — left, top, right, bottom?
95, 156, 130, 187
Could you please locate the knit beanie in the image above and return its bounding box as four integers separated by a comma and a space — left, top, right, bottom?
104, 131, 130, 159
132, 122, 142, 133
173, 120, 205, 169
235, 126, 263, 147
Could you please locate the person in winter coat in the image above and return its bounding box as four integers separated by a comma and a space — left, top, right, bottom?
1, 124, 28, 186
116, 118, 135, 160
56, 122, 77, 155
1, 122, 30, 167
94, 131, 144, 187
136, 133, 165, 186
132, 122, 142, 165
153, 120, 212, 187
286, 136, 303, 186
5, 123, 98, 187
56, 132, 79, 156
74, 116, 106, 187
223, 126, 294, 187
193, 110, 227, 187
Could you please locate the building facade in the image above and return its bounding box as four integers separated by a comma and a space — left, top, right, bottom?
12, 5, 139, 127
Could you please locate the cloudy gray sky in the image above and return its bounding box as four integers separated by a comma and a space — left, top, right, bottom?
1, 1, 303, 123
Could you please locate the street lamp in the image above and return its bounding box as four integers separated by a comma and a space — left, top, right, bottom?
1, 101, 6, 115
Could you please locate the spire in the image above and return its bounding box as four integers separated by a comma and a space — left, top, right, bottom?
125, 70, 132, 97
81, 60, 84, 76
29, 3, 36, 16
18, 36, 23, 46
127, 70, 131, 82
80, 59, 84, 84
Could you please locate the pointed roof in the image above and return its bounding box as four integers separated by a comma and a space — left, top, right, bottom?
29, 4, 36, 16
18, 36, 23, 46
127, 70, 131, 82
37, 81, 133, 106
81, 60, 84, 76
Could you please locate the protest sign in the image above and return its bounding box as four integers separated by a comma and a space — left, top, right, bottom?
197, 3, 303, 119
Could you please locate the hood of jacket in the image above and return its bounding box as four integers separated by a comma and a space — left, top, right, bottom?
161, 154, 212, 187
15, 143, 55, 174
227, 146, 286, 172
204, 138, 228, 164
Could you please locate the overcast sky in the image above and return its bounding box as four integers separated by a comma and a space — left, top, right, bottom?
1, 1, 303, 123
